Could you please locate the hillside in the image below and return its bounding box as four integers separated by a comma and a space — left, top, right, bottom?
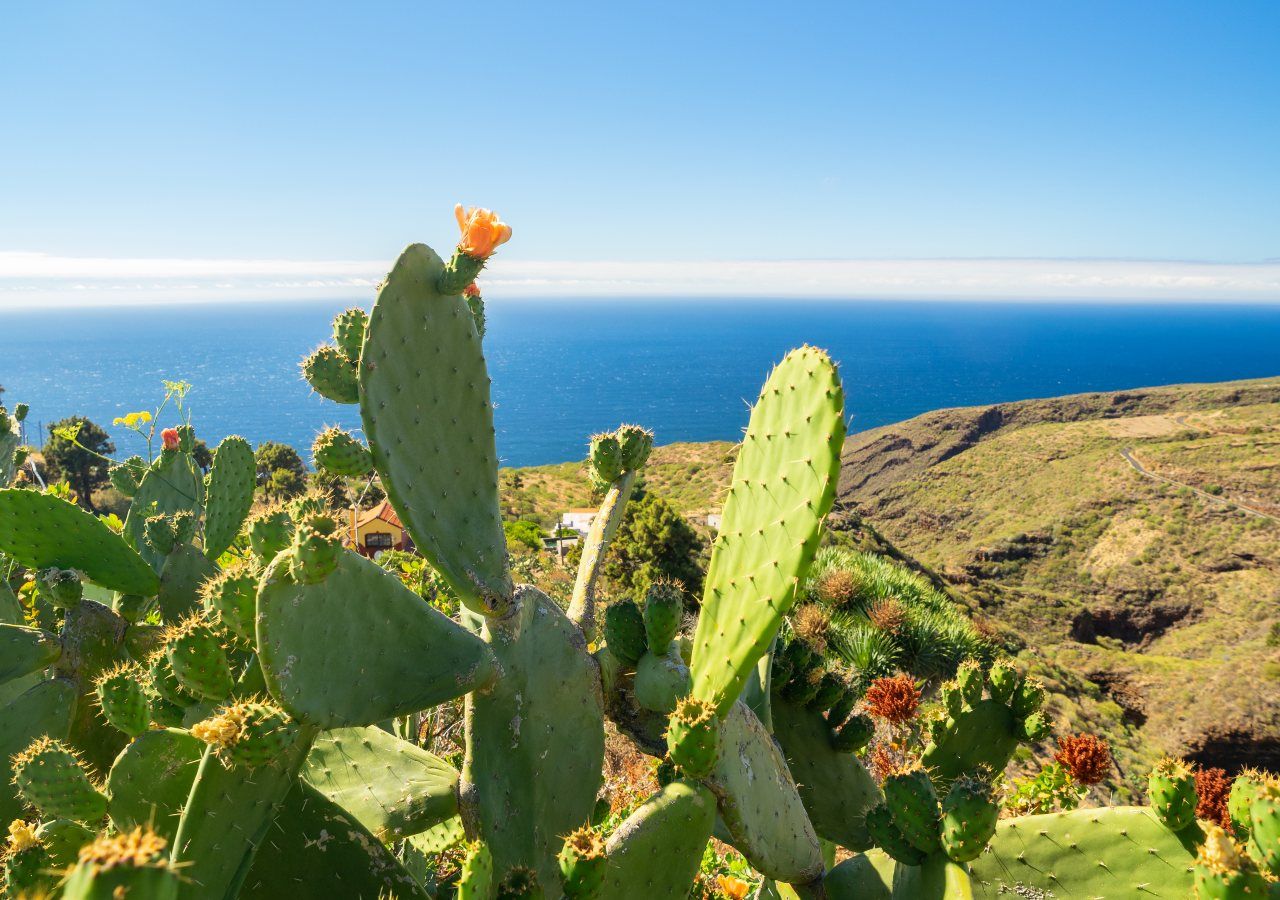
836, 376, 1280, 790
509, 376, 1280, 793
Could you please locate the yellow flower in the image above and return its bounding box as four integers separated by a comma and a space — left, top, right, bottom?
454, 204, 512, 259
113, 410, 152, 428
715, 875, 751, 900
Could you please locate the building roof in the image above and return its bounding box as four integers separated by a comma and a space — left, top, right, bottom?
354, 500, 403, 530
564, 508, 599, 515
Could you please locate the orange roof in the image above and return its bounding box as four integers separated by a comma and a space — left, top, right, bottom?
354, 500, 403, 530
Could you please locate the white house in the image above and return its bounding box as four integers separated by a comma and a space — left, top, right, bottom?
559, 508, 599, 536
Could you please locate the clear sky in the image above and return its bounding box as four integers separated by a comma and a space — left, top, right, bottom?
2, 1, 1278, 303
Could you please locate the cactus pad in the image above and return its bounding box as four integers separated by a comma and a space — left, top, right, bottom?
0, 678, 77, 823
303, 726, 460, 840
705, 700, 824, 883
0, 624, 60, 684
257, 549, 495, 728
360, 243, 512, 614
600, 779, 717, 900
93, 662, 149, 736
61, 826, 180, 900
666, 696, 720, 778
968, 806, 1198, 898
0, 489, 159, 596
690, 347, 844, 715
124, 447, 204, 573
771, 692, 881, 853
460, 586, 605, 890
105, 727, 204, 843
203, 435, 255, 560
11, 736, 108, 822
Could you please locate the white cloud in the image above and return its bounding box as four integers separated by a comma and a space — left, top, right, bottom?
1, 251, 1278, 307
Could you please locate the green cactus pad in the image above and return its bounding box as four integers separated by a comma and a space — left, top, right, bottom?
600, 779, 717, 900
690, 347, 844, 715
460, 586, 605, 890
54, 598, 131, 774
642, 579, 683, 652
0, 489, 159, 596
312, 426, 374, 477
1149, 758, 1199, 834
247, 506, 293, 562
199, 565, 258, 643
940, 775, 999, 863
922, 698, 1022, 783
108, 456, 146, 498
239, 781, 430, 900
603, 599, 648, 667
891, 855, 976, 899
303, 725, 460, 840
823, 854, 894, 900
360, 243, 512, 614
164, 616, 234, 701
171, 725, 317, 900
633, 646, 691, 714
705, 700, 824, 883
666, 695, 720, 778
771, 692, 881, 853
968, 806, 1198, 898
558, 826, 607, 899
258, 549, 495, 728
588, 432, 624, 483
60, 828, 181, 900
124, 448, 204, 573
33, 817, 95, 868
458, 840, 496, 900
157, 542, 219, 622
302, 343, 360, 403
0, 624, 60, 684
1228, 772, 1261, 841
884, 765, 942, 853
11, 736, 108, 822
105, 727, 204, 843
1250, 780, 1280, 875
93, 664, 149, 737
203, 435, 255, 559
332, 307, 368, 362
865, 803, 928, 866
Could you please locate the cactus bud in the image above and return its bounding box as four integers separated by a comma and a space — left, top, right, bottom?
163, 614, 234, 701
3, 819, 52, 898
642, 579, 684, 652
191, 699, 298, 769
587, 433, 624, 484
825, 686, 860, 728
11, 737, 108, 823
883, 762, 941, 853
311, 426, 373, 477
331, 307, 368, 364
603, 599, 648, 667
172, 510, 196, 547
1193, 822, 1268, 898
457, 840, 494, 900
247, 506, 293, 562
1148, 758, 1199, 833
940, 774, 998, 862
143, 514, 179, 555
781, 665, 825, 706
286, 519, 341, 585
1010, 675, 1046, 717
1229, 770, 1262, 841
62, 825, 179, 900
831, 712, 875, 753
1018, 711, 1052, 743
616, 424, 654, 472
666, 696, 720, 778
988, 659, 1019, 705
939, 680, 964, 718
94, 662, 151, 737
160, 428, 180, 452
557, 825, 607, 899
200, 564, 258, 643
463, 283, 486, 337
37, 567, 82, 608
301, 344, 359, 404
864, 803, 927, 866
955, 659, 985, 707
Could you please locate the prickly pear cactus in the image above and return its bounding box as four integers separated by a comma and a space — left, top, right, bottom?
689, 346, 845, 716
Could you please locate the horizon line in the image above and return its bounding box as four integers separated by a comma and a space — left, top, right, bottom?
1, 251, 1279, 307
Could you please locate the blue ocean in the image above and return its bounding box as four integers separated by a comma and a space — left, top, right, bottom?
2, 299, 1279, 467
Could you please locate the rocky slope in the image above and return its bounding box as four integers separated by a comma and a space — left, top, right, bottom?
836, 376, 1280, 790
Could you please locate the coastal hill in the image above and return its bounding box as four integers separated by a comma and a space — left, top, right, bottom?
508, 376, 1280, 786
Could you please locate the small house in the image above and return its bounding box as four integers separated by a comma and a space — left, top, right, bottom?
559, 508, 599, 536
348, 500, 413, 558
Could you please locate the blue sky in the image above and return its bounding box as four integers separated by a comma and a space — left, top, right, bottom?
2, 1, 1278, 303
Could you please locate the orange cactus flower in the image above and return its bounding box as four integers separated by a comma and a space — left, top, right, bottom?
715, 875, 751, 900
161, 428, 180, 451
454, 204, 512, 259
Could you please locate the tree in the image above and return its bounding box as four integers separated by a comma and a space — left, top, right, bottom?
603, 493, 704, 599
504, 519, 545, 552
43, 417, 114, 511
191, 438, 214, 471
255, 441, 307, 500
